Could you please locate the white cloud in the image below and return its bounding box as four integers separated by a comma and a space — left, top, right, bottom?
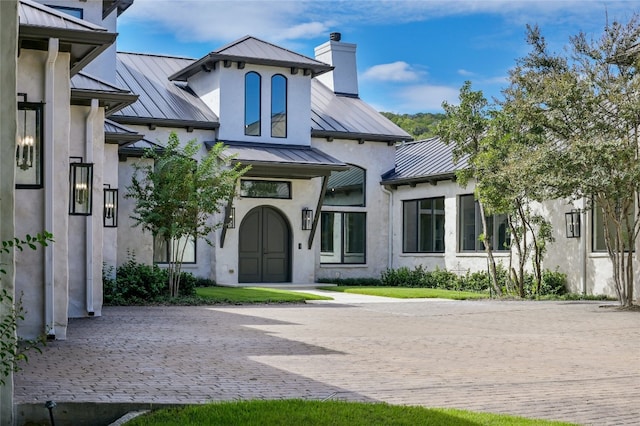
457, 69, 475, 77
393, 84, 461, 113
361, 62, 422, 82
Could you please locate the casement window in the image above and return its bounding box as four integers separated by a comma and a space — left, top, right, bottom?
323, 165, 366, 207
240, 180, 291, 199
153, 236, 196, 264
271, 74, 287, 138
592, 203, 635, 252
458, 194, 509, 252
320, 211, 366, 264
403, 197, 445, 253
244, 72, 261, 136
16, 102, 43, 188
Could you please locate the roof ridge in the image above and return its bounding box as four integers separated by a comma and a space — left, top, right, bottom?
214, 35, 328, 66
117, 51, 196, 61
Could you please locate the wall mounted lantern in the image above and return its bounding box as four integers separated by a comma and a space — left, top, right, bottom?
103, 185, 118, 227
69, 157, 93, 215
565, 209, 581, 238
302, 208, 313, 230
225, 207, 235, 229
16, 93, 43, 188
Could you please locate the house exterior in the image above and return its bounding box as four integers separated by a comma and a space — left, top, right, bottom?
6, 0, 638, 351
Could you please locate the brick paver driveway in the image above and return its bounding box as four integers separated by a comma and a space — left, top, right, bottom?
15, 295, 640, 425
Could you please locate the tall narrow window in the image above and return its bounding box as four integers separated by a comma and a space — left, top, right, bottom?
16, 102, 43, 188
244, 72, 261, 136
403, 197, 445, 253
271, 74, 287, 138
323, 165, 366, 207
458, 194, 509, 252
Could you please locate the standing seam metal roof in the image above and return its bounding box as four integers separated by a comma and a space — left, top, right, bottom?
19, 0, 107, 32
114, 52, 218, 124
381, 137, 469, 184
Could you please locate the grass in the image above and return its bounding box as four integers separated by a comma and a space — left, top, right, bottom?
195, 286, 332, 303
318, 286, 490, 300
125, 399, 575, 425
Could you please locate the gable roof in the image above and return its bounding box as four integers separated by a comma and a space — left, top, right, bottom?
311, 80, 411, 144
169, 36, 333, 82
18, 0, 116, 76
381, 137, 468, 186
71, 71, 138, 116
113, 52, 219, 129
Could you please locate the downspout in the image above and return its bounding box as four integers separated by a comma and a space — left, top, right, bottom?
44, 38, 59, 337
381, 185, 393, 269
85, 99, 99, 315
581, 200, 587, 296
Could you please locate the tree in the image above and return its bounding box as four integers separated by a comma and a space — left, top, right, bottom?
126, 132, 248, 297
0, 232, 52, 385
507, 17, 640, 307
437, 82, 503, 296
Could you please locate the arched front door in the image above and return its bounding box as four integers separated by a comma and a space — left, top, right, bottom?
238, 206, 291, 283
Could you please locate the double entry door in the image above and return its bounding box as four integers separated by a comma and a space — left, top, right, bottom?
238, 206, 290, 283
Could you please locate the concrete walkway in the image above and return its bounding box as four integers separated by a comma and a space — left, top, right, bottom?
14, 293, 640, 425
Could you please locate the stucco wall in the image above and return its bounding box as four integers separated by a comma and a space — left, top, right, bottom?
313, 137, 396, 280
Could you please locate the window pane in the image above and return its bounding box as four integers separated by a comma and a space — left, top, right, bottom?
320, 212, 342, 263
403, 200, 417, 252
154, 236, 196, 263
49, 5, 83, 18
16, 103, 42, 188
593, 204, 634, 252
344, 212, 365, 263
240, 180, 291, 199
494, 214, 510, 251
320, 212, 334, 252
245, 72, 261, 136
271, 74, 287, 138
459, 194, 477, 251
323, 165, 365, 206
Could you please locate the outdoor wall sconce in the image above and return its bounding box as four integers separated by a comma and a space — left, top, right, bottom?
16, 93, 43, 188
302, 208, 313, 230
103, 185, 118, 227
225, 207, 235, 229
565, 209, 581, 238
69, 157, 93, 215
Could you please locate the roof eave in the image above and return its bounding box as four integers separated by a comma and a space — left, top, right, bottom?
231, 160, 347, 179
111, 116, 220, 130
71, 89, 139, 116
312, 130, 412, 145
381, 172, 458, 188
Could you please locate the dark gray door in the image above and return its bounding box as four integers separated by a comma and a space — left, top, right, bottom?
238, 206, 290, 283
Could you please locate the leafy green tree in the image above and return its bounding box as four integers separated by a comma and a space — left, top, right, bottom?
437, 81, 503, 296
507, 17, 640, 306
0, 232, 52, 384
126, 132, 248, 297
381, 112, 445, 140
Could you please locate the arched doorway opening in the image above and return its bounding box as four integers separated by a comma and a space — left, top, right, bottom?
238, 206, 291, 283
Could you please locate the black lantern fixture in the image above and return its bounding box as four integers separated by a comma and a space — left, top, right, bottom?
565, 209, 581, 238
69, 157, 93, 215
302, 208, 313, 230
103, 185, 118, 227
225, 207, 235, 229
16, 93, 43, 188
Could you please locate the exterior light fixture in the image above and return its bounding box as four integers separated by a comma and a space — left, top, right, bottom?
565, 210, 581, 238
103, 185, 118, 227
225, 207, 235, 229
69, 157, 93, 215
16, 93, 43, 188
302, 208, 313, 230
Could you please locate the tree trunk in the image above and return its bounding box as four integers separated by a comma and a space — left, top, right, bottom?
478, 201, 502, 296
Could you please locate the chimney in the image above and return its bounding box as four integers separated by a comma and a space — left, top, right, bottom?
314, 32, 358, 96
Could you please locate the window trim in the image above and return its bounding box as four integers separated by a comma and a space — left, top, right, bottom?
320, 210, 366, 265
244, 71, 261, 136
402, 197, 445, 253
270, 74, 287, 138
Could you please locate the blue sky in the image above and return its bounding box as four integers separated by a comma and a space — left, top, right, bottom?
117, 1, 638, 114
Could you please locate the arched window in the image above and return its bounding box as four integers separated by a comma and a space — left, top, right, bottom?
323, 165, 366, 207
271, 74, 287, 138
244, 72, 261, 136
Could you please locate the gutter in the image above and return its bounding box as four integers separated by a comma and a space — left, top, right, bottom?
44, 37, 58, 339
85, 99, 99, 315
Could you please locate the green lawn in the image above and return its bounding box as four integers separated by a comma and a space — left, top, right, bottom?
195, 286, 332, 303
125, 399, 574, 425
318, 286, 489, 300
